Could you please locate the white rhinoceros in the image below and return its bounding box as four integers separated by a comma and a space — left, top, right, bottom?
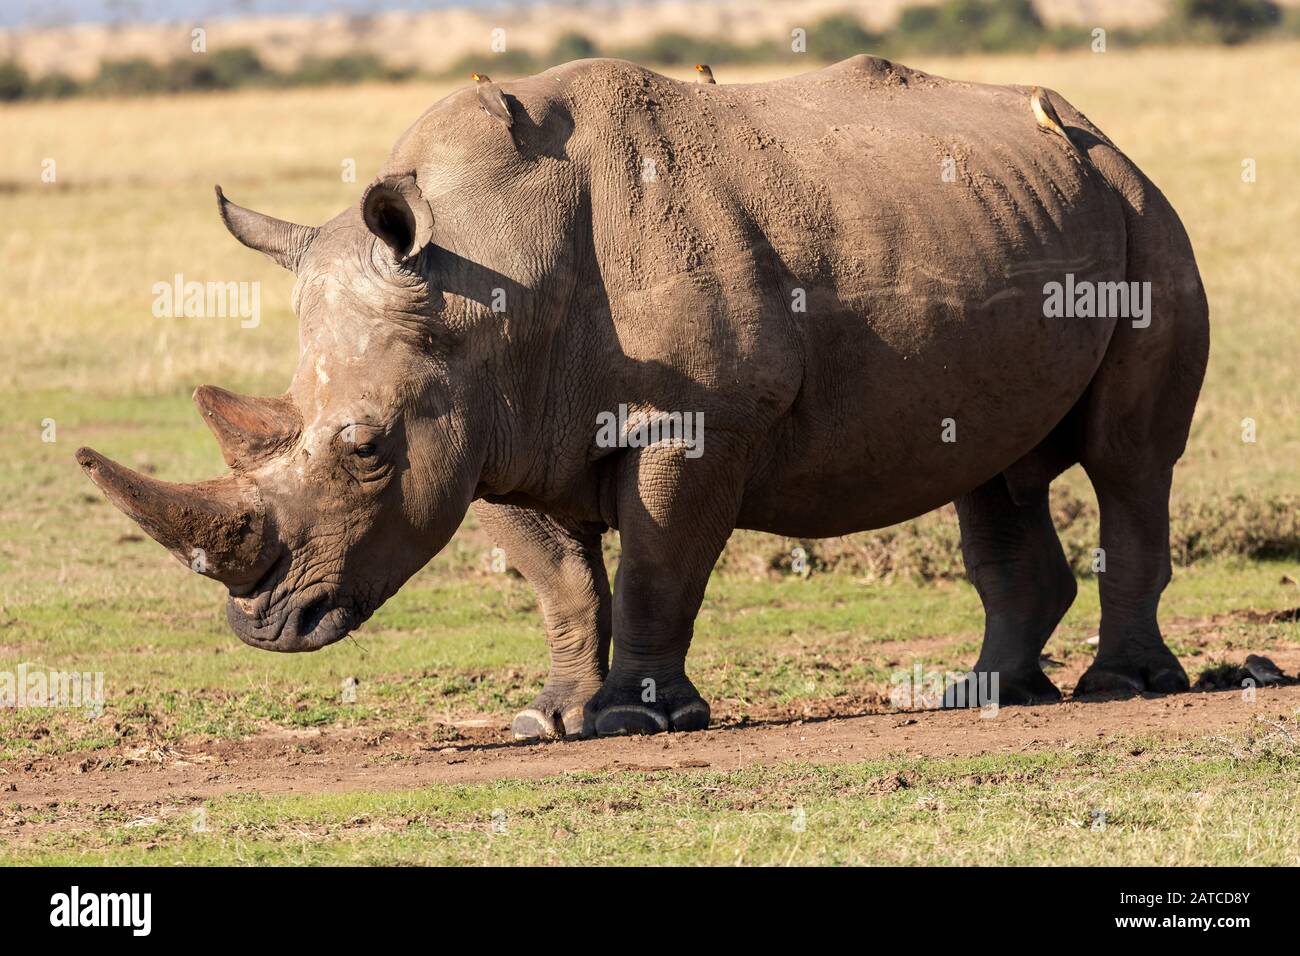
79, 57, 1209, 737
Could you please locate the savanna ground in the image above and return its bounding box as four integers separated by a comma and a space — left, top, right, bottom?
1, 43, 1298, 865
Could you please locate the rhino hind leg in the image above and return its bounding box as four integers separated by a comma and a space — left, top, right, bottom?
472, 502, 611, 739
1071, 154, 1208, 698
1073, 464, 1189, 697
1071, 297, 1203, 699
949, 476, 1075, 708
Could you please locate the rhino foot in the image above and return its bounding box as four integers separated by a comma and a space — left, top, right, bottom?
512, 681, 604, 740
582, 677, 711, 737
1074, 648, 1189, 699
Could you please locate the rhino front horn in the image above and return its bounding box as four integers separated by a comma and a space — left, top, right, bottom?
76, 447, 270, 587
193, 385, 300, 470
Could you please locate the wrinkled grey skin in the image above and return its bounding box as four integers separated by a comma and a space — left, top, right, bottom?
79, 57, 1209, 738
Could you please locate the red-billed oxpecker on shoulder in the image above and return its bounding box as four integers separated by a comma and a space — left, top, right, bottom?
694, 64, 716, 84
1030, 86, 1079, 157
471, 72, 516, 143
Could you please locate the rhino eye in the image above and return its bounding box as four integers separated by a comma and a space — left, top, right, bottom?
354, 443, 377, 457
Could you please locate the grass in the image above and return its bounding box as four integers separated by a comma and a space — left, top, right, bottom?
6, 729, 1300, 865
1, 43, 1299, 864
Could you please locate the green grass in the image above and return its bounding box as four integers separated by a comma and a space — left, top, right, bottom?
6, 730, 1299, 865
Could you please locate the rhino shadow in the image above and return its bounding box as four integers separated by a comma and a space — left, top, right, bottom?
424, 246, 535, 320
507, 93, 573, 163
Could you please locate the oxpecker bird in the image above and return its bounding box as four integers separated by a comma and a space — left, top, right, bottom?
471, 72, 515, 136
1030, 87, 1078, 155
694, 64, 716, 84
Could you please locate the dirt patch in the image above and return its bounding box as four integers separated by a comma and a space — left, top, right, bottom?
2, 610, 1297, 823
3, 683, 1297, 815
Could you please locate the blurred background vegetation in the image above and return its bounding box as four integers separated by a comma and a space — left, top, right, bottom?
0, 0, 1296, 100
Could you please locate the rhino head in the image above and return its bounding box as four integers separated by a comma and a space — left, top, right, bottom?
78, 176, 493, 652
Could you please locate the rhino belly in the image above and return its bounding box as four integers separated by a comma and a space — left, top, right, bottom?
737, 273, 1119, 537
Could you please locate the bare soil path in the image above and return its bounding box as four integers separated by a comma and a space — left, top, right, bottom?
5, 679, 1297, 810
4, 609, 1298, 819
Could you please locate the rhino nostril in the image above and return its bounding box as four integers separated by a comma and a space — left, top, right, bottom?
299, 595, 331, 636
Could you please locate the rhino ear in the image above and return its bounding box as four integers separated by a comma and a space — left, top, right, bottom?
215, 186, 318, 272
361, 173, 434, 261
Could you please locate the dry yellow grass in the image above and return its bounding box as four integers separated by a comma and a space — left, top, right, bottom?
1, 43, 1297, 498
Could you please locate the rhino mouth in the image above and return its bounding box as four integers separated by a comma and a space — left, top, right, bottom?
228, 587, 361, 652
227, 556, 364, 652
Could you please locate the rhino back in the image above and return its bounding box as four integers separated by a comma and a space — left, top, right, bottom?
555, 59, 1128, 525
384, 58, 1138, 530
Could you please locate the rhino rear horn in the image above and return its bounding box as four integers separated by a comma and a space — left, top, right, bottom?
361, 173, 434, 260
193, 385, 301, 470
76, 448, 270, 587
214, 185, 319, 272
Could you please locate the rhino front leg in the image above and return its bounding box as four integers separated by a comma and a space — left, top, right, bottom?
583, 442, 746, 737
472, 502, 611, 739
